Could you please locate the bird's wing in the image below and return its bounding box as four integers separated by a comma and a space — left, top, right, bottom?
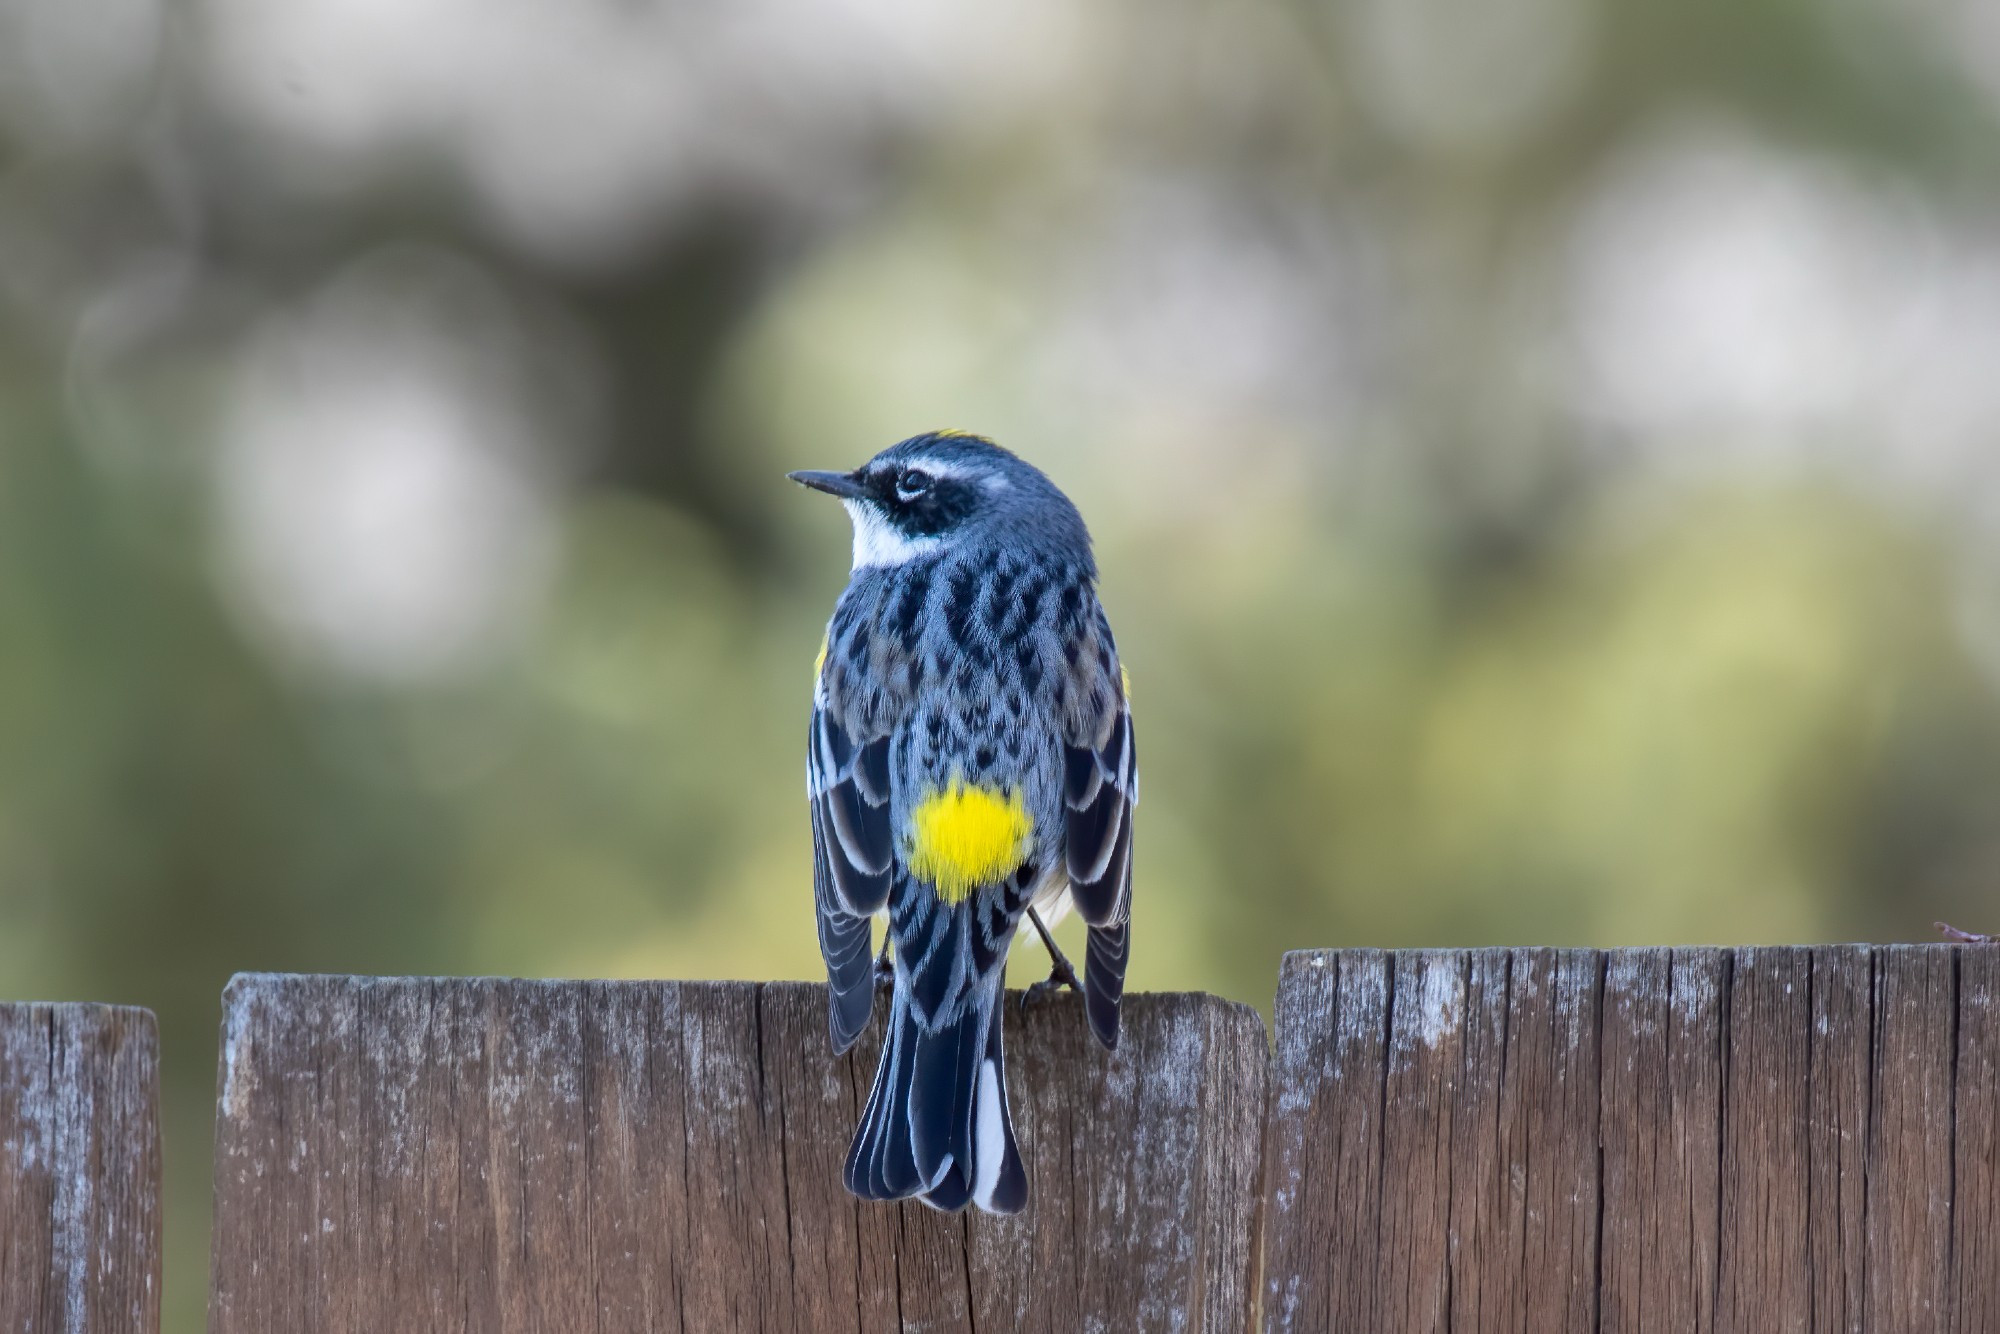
810, 701, 894, 915
1064, 672, 1136, 928
1064, 639, 1137, 1050
810, 682, 895, 1053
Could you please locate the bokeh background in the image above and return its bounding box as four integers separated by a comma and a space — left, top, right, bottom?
6, 0, 2000, 1323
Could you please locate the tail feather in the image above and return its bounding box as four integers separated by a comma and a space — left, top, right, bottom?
845, 960, 1025, 1214
970, 999, 1027, 1213
844, 975, 923, 1200
910, 997, 986, 1202
916, 992, 1026, 1214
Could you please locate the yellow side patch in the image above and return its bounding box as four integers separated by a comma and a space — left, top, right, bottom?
814, 634, 829, 682
1120, 663, 1132, 701
907, 781, 1033, 905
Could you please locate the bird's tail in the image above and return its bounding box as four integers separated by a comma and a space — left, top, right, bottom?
843, 936, 1026, 1214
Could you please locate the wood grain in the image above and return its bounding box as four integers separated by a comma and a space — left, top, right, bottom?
1599, 948, 1723, 1334
1263, 944, 2000, 1333
1718, 946, 1812, 1331
206, 976, 1266, 1334
1261, 949, 1388, 1333
1807, 947, 1870, 1334
1865, 946, 1956, 1330
1953, 946, 2000, 1334
1443, 948, 1518, 1332
0, 1004, 162, 1334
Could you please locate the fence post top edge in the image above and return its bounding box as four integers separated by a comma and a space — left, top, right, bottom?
0, 1000, 159, 1033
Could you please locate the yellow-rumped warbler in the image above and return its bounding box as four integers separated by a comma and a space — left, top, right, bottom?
790, 432, 1136, 1214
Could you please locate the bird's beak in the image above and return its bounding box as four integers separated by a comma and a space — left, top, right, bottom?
788, 469, 869, 500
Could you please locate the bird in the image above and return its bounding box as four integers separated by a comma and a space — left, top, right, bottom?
790, 431, 1136, 1215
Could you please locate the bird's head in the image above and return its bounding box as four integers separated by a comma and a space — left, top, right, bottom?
789, 432, 1092, 572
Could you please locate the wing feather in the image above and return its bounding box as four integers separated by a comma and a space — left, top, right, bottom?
1065, 700, 1136, 927
810, 701, 896, 1052
1063, 639, 1136, 1054
813, 796, 876, 1052
811, 708, 894, 915
1084, 917, 1129, 1051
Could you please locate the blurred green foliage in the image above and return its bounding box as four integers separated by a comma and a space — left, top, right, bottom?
5, 0, 2000, 1326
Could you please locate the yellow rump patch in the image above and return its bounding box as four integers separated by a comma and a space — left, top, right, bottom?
907, 781, 1033, 905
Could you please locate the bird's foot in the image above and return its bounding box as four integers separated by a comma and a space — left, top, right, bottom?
1018, 908, 1082, 1013
873, 937, 895, 987
1021, 968, 1080, 1009
1937, 920, 1996, 944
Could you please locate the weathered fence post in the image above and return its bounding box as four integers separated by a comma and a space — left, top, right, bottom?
206, 976, 1267, 1332
0, 1004, 162, 1333
198, 946, 2000, 1330
1260, 945, 2000, 1333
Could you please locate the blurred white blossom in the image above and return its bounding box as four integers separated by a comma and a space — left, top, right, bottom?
1563, 122, 2000, 511
198, 0, 1089, 265
214, 250, 568, 684
0, 0, 162, 148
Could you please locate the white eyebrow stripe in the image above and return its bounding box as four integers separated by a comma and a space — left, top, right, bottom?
897, 458, 977, 482
896, 457, 1010, 493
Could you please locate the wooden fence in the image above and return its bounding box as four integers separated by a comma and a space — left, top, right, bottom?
206, 977, 1265, 1332
0, 1005, 161, 1332
4, 945, 1998, 1330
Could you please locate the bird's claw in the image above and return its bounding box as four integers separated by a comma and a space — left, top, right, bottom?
1016, 906, 1083, 1014
1024, 948, 1088, 1012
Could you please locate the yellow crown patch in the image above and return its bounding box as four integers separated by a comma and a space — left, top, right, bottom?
907, 781, 1033, 905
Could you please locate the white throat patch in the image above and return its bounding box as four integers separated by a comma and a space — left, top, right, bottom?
844, 499, 942, 570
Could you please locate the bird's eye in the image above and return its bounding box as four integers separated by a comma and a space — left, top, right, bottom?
895, 468, 933, 500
